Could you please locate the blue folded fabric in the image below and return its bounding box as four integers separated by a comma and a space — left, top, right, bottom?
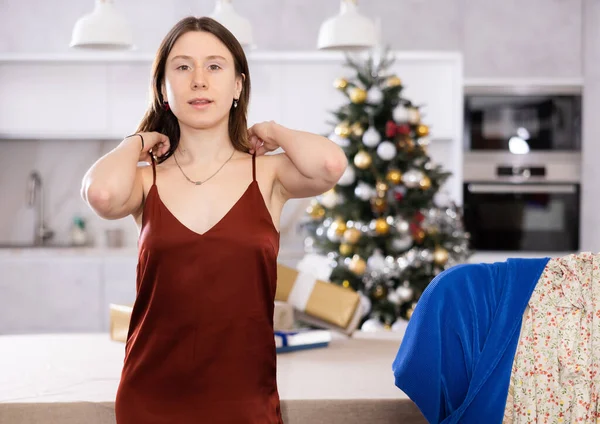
392, 257, 550, 423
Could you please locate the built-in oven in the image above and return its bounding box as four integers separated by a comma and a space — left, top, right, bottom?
463, 153, 580, 252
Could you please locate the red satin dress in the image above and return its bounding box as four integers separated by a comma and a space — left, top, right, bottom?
115, 153, 283, 423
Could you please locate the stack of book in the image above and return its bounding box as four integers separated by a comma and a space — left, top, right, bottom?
274, 328, 332, 354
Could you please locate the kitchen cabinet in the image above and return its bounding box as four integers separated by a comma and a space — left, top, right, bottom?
0, 256, 104, 334
100, 256, 137, 332
0, 51, 464, 201
0, 64, 110, 139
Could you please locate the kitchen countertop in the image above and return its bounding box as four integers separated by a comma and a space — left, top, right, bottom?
0, 333, 425, 424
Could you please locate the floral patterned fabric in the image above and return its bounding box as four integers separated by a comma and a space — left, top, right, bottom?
503, 253, 599, 423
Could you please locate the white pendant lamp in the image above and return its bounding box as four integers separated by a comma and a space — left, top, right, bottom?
317, 0, 377, 51
209, 0, 255, 49
70, 0, 133, 50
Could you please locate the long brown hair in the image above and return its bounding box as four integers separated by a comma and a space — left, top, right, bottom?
135, 16, 251, 163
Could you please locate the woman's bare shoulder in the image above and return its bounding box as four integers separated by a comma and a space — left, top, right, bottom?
137, 157, 172, 192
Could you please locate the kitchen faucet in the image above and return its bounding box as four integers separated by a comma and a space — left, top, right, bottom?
26, 171, 54, 245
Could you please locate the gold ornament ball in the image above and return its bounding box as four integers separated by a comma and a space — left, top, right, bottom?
335, 122, 351, 138
414, 229, 426, 243
339, 243, 353, 256
350, 122, 364, 137
384, 323, 392, 330
376, 181, 389, 194
427, 227, 439, 236
349, 255, 367, 276
408, 107, 421, 124
375, 218, 390, 235
419, 176, 432, 190
342, 280, 351, 288
416, 124, 430, 137
343, 227, 361, 244
306, 202, 325, 220
349, 87, 367, 104
334, 77, 348, 90
433, 246, 449, 266
386, 75, 402, 88
374, 285, 386, 299
353, 150, 373, 169
331, 218, 347, 236
370, 197, 387, 213
386, 169, 402, 185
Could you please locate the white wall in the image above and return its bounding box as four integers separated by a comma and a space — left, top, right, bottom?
581, 0, 600, 251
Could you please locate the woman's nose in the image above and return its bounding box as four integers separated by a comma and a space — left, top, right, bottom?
191, 69, 207, 89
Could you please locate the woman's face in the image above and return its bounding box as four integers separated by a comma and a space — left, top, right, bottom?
163, 31, 242, 130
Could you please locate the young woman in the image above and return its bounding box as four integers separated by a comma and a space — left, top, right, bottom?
81, 16, 347, 424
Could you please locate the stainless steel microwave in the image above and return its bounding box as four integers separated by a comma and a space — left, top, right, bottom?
464, 93, 582, 152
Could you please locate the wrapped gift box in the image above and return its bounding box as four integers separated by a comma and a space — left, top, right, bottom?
109, 304, 132, 343
109, 300, 295, 343
276, 263, 363, 335
273, 300, 295, 331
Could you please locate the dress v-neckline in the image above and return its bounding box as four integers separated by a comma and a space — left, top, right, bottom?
151, 181, 255, 237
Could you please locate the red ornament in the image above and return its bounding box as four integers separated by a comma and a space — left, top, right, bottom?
398, 124, 411, 135
385, 121, 397, 137
393, 191, 404, 201
409, 212, 425, 236
414, 211, 425, 223
409, 222, 419, 233
386, 121, 411, 138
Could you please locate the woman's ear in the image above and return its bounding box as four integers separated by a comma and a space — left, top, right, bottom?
160, 83, 167, 102
235, 73, 245, 98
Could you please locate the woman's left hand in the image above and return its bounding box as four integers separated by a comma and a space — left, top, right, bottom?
248, 121, 280, 156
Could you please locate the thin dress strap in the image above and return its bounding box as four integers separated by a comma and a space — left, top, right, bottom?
150, 152, 157, 186
252, 152, 256, 182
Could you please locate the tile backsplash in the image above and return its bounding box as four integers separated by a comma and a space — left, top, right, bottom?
0, 138, 311, 255
0, 138, 140, 247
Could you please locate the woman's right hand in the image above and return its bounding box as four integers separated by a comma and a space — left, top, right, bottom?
126, 132, 170, 162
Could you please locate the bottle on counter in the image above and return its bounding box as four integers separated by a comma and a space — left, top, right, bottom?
70, 216, 88, 246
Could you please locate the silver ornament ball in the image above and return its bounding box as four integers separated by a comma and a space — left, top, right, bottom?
376, 141, 397, 161
361, 317, 385, 332
362, 126, 381, 147
337, 165, 356, 186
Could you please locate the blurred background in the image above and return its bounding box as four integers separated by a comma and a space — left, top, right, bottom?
0, 0, 595, 335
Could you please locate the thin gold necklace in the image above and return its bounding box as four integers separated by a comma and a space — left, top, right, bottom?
173, 148, 235, 186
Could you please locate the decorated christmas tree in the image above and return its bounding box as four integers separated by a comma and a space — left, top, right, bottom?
301, 50, 472, 330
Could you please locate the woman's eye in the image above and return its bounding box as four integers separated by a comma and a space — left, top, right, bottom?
177, 65, 190, 71
208, 64, 221, 71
